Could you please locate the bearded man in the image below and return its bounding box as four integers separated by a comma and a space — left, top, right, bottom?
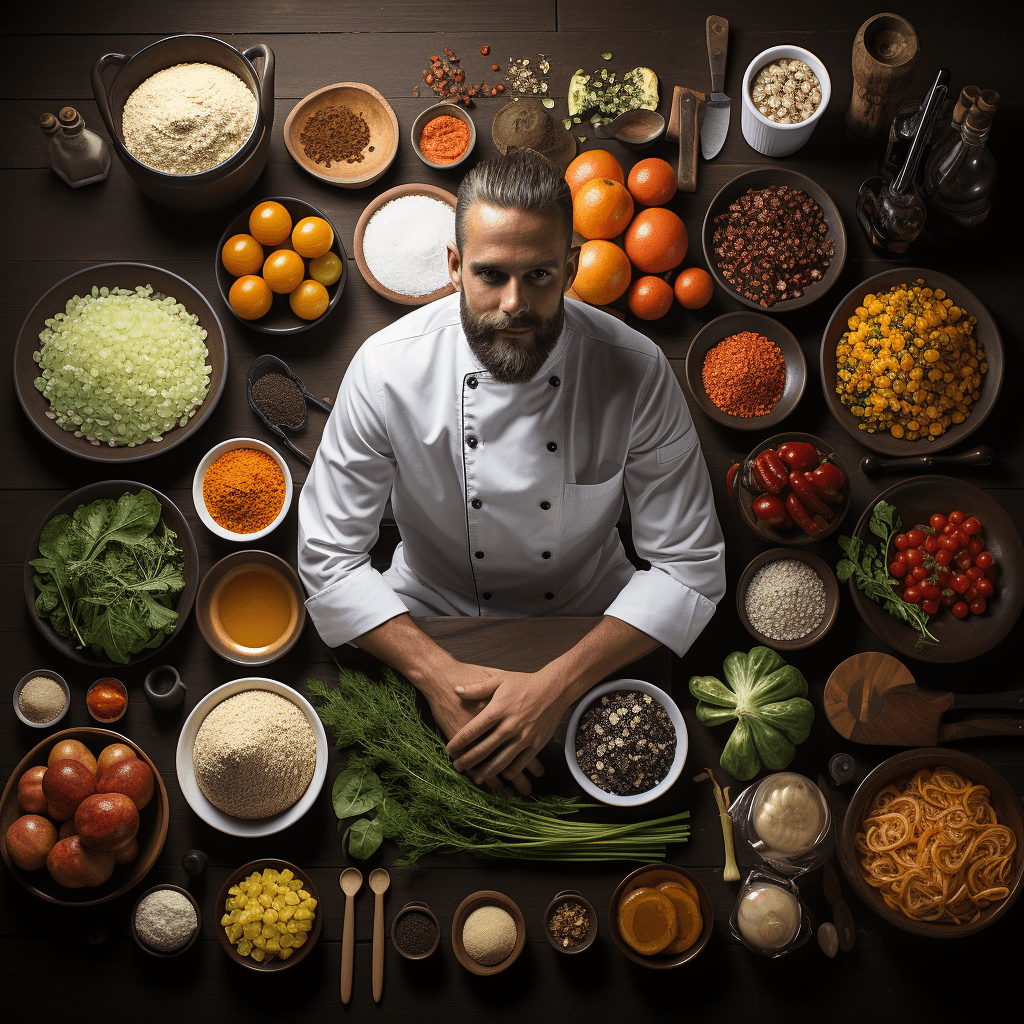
298, 148, 725, 794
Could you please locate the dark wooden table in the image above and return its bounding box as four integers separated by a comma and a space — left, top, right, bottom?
2, 2, 1021, 1018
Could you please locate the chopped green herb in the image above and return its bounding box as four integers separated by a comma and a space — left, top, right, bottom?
601, 51, 613, 60
542, 98, 554, 108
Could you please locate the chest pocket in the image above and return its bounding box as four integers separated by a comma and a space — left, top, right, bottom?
563, 467, 625, 531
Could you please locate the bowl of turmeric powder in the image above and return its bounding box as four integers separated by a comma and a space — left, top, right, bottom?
192, 437, 293, 542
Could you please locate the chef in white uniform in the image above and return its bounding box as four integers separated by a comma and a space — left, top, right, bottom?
299, 149, 725, 793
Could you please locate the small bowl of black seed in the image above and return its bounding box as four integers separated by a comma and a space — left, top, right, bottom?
391, 901, 441, 960
565, 679, 687, 807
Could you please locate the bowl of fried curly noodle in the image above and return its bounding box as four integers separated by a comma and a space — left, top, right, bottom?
840, 749, 1022, 937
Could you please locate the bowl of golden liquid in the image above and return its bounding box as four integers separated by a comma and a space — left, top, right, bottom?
196, 551, 306, 665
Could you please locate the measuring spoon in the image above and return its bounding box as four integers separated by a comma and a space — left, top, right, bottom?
369, 868, 391, 1003
340, 867, 362, 1004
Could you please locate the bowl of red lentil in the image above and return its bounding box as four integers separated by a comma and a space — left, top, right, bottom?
702, 168, 846, 313
411, 102, 476, 169
192, 437, 293, 542
686, 312, 806, 430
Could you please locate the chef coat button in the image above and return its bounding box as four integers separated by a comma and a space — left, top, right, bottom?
546, 441, 557, 452
467, 377, 478, 389
466, 435, 478, 448
540, 501, 551, 510
544, 592, 555, 600
549, 376, 560, 387
471, 498, 482, 509
482, 592, 492, 600
475, 551, 484, 559
542, 551, 551, 559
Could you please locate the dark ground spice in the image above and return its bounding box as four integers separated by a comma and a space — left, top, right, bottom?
702, 331, 786, 417
394, 910, 438, 956
300, 105, 372, 166
252, 372, 306, 427
574, 690, 676, 796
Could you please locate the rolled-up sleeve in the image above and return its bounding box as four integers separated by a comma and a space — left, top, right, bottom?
603, 351, 726, 657
297, 345, 410, 646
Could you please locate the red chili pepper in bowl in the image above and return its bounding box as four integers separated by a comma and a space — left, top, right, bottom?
752, 449, 789, 494
789, 470, 833, 516
785, 491, 819, 535
776, 441, 818, 472
752, 494, 792, 529
808, 461, 845, 503
726, 462, 740, 502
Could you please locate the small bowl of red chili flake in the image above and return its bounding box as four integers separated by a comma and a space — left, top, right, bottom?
702, 168, 846, 313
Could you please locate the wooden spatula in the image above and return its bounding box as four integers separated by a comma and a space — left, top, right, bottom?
824, 652, 1024, 746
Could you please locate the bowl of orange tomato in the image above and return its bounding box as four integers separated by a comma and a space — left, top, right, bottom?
215, 196, 347, 335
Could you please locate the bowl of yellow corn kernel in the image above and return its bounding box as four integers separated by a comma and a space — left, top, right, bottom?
820, 269, 1003, 456
216, 859, 321, 969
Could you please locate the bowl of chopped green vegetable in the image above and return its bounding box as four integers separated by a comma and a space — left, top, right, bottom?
13, 263, 227, 464
23, 481, 199, 667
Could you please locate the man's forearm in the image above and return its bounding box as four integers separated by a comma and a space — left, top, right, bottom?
352, 613, 457, 701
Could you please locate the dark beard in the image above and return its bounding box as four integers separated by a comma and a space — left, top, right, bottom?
460, 291, 564, 384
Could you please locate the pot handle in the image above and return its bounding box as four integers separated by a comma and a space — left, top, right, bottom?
91, 52, 128, 140
243, 44, 275, 129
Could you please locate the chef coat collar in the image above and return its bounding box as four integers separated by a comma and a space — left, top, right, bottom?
456, 309, 571, 385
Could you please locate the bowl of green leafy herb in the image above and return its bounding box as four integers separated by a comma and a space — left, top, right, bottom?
24, 481, 199, 667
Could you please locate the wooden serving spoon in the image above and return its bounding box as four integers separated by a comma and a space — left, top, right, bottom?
592, 108, 665, 146
369, 867, 391, 1003
824, 652, 1024, 746
340, 867, 362, 1004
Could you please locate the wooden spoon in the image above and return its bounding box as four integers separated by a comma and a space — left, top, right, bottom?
824, 652, 1024, 746
368, 867, 391, 1003
592, 108, 665, 146
340, 868, 362, 1004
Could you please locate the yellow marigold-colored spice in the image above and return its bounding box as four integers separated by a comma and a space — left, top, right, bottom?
203, 448, 285, 533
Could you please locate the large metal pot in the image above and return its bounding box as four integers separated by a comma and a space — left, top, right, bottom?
92, 34, 274, 213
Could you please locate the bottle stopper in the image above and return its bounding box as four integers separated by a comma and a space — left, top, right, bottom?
829, 753, 856, 785
182, 850, 208, 875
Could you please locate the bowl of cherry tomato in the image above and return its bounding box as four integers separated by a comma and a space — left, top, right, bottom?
732, 432, 850, 546
215, 196, 347, 335
848, 476, 1024, 662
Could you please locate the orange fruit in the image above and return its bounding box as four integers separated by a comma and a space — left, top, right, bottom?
626, 157, 678, 207
291, 216, 334, 258
565, 149, 625, 199
249, 201, 292, 247
624, 207, 688, 273
674, 266, 714, 309
574, 178, 634, 240
289, 279, 330, 320
228, 275, 273, 320
309, 251, 343, 286
572, 239, 631, 306
221, 233, 264, 277
262, 249, 306, 294
628, 275, 674, 320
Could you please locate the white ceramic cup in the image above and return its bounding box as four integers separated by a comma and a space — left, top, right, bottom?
741, 46, 831, 158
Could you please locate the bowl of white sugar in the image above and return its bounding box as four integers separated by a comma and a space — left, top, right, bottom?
131, 884, 202, 957
175, 678, 328, 837
353, 183, 458, 305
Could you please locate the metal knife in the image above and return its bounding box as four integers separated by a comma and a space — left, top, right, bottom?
700, 16, 730, 160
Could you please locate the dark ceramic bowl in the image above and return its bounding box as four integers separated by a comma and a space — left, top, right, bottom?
686, 312, 806, 430
13, 263, 227, 464
543, 890, 598, 954
24, 480, 199, 668
214, 196, 347, 335
847, 476, 1024, 662
391, 901, 441, 960
131, 884, 202, 957
820, 268, 1004, 456
838, 748, 1024, 938
702, 168, 846, 313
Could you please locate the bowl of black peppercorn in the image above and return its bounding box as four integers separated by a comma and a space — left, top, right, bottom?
391, 902, 440, 960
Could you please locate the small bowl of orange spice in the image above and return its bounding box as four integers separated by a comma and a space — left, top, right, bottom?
608, 864, 713, 969
193, 438, 293, 542
411, 103, 476, 169
87, 677, 128, 723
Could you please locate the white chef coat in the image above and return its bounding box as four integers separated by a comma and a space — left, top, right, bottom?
297, 294, 725, 657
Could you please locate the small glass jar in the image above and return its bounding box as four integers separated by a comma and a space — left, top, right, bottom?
86, 677, 128, 723
729, 870, 811, 957
729, 771, 832, 876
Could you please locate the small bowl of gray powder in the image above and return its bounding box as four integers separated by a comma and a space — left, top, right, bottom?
738, 548, 839, 651
14, 670, 70, 728
131, 884, 201, 957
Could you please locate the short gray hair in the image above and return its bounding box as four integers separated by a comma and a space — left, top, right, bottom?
455, 149, 573, 254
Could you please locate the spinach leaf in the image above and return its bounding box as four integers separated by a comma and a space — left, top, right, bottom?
345, 816, 384, 859
332, 765, 384, 818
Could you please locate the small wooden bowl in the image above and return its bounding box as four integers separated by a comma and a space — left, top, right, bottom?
215, 859, 322, 970
283, 83, 399, 188
13, 670, 70, 729
411, 103, 476, 169
131, 884, 202, 957
838, 748, 1024, 938
543, 890, 598, 954
608, 864, 713, 969
451, 890, 526, 975
391, 901, 441, 960
0, 727, 169, 906
685, 312, 806, 430
353, 183, 458, 305
737, 548, 839, 650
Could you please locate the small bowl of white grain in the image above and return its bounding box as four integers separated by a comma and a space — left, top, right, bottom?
14, 670, 70, 728
131, 884, 202, 957
737, 548, 839, 651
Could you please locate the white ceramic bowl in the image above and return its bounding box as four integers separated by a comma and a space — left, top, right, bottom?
741, 46, 831, 157
411, 103, 477, 169
565, 679, 687, 807
13, 670, 70, 728
175, 677, 328, 837
192, 437, 293, 541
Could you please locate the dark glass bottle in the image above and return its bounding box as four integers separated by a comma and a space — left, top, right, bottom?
921, 92, 998, 238
880, 84, 977, 181
39, 106, 110, 187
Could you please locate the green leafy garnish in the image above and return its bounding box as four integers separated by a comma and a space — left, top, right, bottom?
31, 490, 184, 663
601, 51, 614, 60
308, 669, 690, 867
836, 500, 938, 652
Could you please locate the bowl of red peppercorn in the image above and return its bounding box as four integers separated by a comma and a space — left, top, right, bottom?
702, 168, 846, 313
686, 312, 806, 430
412, 102, 477, 169
734, 432, 850, 546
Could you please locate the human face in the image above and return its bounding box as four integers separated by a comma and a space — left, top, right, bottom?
447, 203, 578, 383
